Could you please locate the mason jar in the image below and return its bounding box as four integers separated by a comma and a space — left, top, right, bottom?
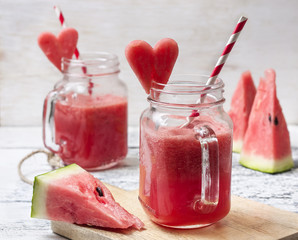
139, 74, 233, 228
43, 52, 128, 170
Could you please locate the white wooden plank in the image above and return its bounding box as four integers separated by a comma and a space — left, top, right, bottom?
0, 202, 65, 240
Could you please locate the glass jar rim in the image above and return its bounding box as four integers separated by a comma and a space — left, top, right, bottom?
61, 51, 120, 76
151, 74, 224, 94
148, 74, 225, 110
62, 51, 119, 67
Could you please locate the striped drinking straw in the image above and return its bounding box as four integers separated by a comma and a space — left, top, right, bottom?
53, 6, 92, 93
180, 16, 248, 128
206, 16, 248, 86
54, 5, 80, 59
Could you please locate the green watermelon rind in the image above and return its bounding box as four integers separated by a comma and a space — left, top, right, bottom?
239, 153, 294, 174
31, 164, 84, 219
232, 140, 242, 153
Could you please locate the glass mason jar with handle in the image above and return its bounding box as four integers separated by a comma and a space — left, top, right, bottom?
139, 74, 233, 228
43, 52, 128, 170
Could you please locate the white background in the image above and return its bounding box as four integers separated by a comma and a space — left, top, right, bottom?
1, 0, 298, 127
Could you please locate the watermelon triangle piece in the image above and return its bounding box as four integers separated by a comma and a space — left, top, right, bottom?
228, 71, 256, 153
239, 69, 293, 173
31, 164, 144, 230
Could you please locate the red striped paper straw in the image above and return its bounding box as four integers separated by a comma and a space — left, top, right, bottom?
53, 5, 91, 93
199, 16, 247, 103
54, 5, 80, 59
180, 16, 247, 128
207, 16, 248, 85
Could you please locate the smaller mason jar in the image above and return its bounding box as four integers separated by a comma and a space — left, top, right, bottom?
43, 52, 128, 170
139, 74, 233, 228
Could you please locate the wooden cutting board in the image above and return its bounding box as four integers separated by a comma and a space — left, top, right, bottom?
51, 184, 298, 240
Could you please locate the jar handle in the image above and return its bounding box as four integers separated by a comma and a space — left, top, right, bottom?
42, 90, 61, 154
194, 125, 219, 214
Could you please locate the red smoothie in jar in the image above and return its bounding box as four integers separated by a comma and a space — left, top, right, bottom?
139, 118, 232, 227
54, 93, 127, 170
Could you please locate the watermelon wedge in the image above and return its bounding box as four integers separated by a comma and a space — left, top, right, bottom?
31, 164, 144, 230
228, 71, 256, 153
239, 69, 293, 173
125, 38, 179, 94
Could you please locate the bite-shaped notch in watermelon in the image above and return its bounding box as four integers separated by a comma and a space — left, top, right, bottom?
31, 164, 144, 230
228, 71, 256, 153
239, 69, 294, 173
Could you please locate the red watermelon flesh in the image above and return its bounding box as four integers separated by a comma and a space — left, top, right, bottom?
31, 164, 144, 230
125, 38, 179, 94
153, 38, 179, 85
38, 28, 78, 71
228, 71, 256, 153
239, 69, 293, 173
125, 40, 154, 93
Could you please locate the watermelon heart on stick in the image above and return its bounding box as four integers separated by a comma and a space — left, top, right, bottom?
228, 71, 256, 153
31, 164, 144, 230
125, 38, 179, 94
239, 69, 294, 173
38, 27, 79, 71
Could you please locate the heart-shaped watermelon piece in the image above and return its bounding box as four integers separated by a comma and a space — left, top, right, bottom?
125, 40, 154, 94
125, 38, 179, 94
38, 28, 78, 71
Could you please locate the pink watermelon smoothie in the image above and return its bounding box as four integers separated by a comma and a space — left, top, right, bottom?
139, 119, 232, 227
54, 94, 127, 169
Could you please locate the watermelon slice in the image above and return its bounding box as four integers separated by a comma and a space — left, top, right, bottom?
31, 164, 144, 230
228, 71, 256, 153
239, 69, 293, 173
125, 38, 179, 94
38, 27, 78, 71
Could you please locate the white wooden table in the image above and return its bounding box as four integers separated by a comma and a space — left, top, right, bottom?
1, 126, 298, 239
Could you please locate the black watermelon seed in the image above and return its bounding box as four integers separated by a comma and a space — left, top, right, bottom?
274, 116, 279, 126
268, 114, 272, 123
96, 186, 104, 197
